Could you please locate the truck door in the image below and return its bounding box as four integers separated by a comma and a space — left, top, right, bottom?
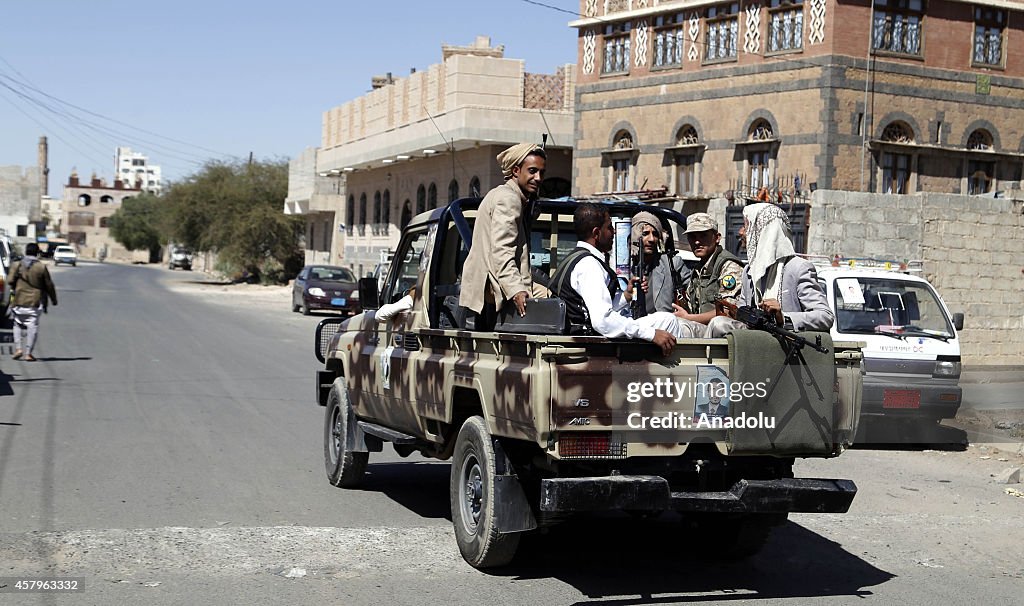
361, 227, 431, 431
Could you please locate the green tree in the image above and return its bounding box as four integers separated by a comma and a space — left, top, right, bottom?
161, 159, 303, 282
108, 193, 164, 260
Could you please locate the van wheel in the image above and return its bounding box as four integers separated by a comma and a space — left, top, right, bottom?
323, 383, 368, 488
450, 416, 520, 568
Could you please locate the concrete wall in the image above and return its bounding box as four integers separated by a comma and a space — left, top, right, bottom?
808, 190, 1024, 365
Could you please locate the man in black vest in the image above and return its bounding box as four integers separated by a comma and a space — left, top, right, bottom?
673, 212, 744, 326
550, 204, 696, 356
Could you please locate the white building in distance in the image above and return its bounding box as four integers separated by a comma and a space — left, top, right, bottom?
115, 147, 162, 195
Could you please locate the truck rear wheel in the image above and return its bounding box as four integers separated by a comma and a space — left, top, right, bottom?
450, 416, 520, 568
323, 383, 368, 488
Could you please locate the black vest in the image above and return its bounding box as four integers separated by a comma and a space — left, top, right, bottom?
550, 247, 619, 334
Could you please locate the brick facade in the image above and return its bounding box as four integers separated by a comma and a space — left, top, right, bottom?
572, 0, 1024, 200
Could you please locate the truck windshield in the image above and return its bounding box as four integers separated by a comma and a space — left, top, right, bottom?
834, 276, 953, 338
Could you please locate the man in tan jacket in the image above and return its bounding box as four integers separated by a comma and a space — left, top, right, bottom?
459, 143, 545, 329
7, 242, 58, 361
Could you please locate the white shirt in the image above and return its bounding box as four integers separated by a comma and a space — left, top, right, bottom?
568, 241, 655, 342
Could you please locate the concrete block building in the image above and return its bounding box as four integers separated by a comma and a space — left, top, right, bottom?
61, 172, 146, 261
570, 0, 1024, 200
306, 36, 577, 277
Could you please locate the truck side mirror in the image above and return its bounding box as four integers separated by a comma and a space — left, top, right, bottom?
952, 312, 964, 331
358, 277, 379, 310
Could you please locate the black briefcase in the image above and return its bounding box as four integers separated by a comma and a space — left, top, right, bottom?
494, 297, 568, 335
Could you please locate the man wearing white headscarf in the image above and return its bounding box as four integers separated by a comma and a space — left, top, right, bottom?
460, 143, 546, 328
705, 203, 833, 337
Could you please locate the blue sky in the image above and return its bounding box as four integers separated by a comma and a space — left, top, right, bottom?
0, 0, 580, 189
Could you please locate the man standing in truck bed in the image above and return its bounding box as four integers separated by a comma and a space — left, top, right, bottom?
459, 143, 546, 330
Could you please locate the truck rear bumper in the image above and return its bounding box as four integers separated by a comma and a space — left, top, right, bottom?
540, 476, 857, 514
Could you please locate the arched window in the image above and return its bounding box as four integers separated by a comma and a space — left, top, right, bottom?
78, 194, 92, 206
748, 119, 774, 141
881, 121, 914, 144
100, 195, 114, 204
99, 216, 110, 228
346, 194, 355, 235
674, 124, 700, 195
967, 129, 993, 151
448, 179, 459, 202
613, 130, 634, 150
382, 190, 391, 235
416, 185, 426, 214
676, 124, 699, 146
358, 193, 367, 236
373, 191, 382, 234
428, 183, 437, 208
401, 200, 412, 229
469, 176, 481, 197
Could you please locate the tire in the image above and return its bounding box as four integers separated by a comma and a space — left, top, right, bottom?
323, 383, 368, 488
450, 416, 520, 568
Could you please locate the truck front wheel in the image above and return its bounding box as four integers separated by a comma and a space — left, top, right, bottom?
323, 383, 368, 488
450, 416, 520, 568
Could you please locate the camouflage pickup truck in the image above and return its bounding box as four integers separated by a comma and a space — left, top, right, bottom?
314, 199, 863, 569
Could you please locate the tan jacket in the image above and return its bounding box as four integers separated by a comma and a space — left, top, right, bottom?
8, 258, 57, 309
459, 180, 533, 314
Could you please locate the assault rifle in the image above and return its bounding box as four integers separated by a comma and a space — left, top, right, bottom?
630, 238, 648, 320
715, 297, 829, 400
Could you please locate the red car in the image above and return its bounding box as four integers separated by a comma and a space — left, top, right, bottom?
291, 265, 360, 316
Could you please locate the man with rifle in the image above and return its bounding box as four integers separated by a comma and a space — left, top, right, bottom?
706, 203, 833, 338
628, 210, 695, 318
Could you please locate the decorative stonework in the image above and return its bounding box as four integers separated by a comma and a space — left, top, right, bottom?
637, 0, 649, 7
744, 5, 761, 54
635, 19, 649, 66
585, 0, 598, 18
688, 12, 700, 62
809, 0, 826, 45
583, 29, 597, 74
606, 0, 630, 14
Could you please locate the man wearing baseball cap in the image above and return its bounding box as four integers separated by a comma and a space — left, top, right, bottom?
673, 212, 743, 326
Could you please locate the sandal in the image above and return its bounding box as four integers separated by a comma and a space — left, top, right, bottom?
23, 354, 36, 362
12, 350, 23, 360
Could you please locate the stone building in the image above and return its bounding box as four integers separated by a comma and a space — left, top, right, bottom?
570, 0, 1024, 201
310, 36, 576, 277
60, 173, 146, 261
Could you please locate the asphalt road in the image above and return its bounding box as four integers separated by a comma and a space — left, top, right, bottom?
0, 261, 1021, 605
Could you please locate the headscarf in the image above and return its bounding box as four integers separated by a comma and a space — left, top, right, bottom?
630, 210, 664, 257
497, 143, 542, 180
743, 203, 794, 296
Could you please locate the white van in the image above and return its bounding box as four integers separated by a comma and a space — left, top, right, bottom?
811, 258, 964, 429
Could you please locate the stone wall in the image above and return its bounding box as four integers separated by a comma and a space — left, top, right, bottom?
808, 190, 1024, 365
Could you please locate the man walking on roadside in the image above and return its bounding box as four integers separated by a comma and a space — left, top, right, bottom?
7, 242, 58, 362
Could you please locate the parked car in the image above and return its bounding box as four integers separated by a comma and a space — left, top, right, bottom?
292, 265, 360, 316
168, 247, 193, 270
53, 245, 78, 267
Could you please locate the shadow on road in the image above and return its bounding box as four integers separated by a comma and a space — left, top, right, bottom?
360, 461, 452, 521
360, 461, 894, 601
499, 517, 894, 602
852, 419, 968, 451
29, 357, 92, 362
